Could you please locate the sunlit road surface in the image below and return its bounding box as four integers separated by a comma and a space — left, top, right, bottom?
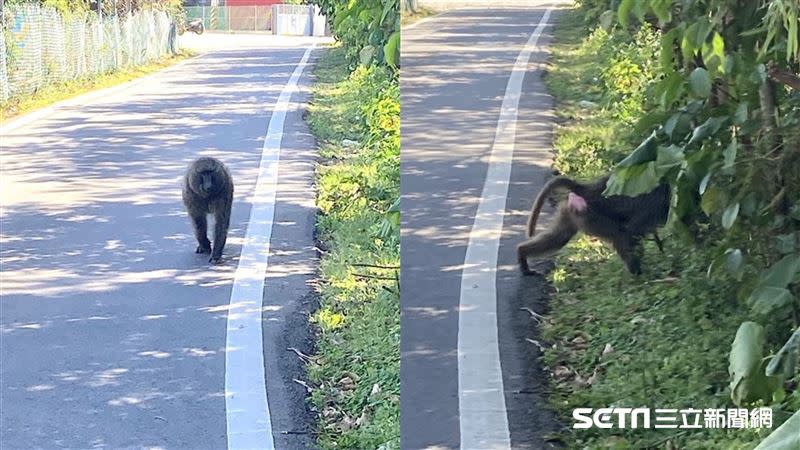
400, 4, 567, 449
1, 34, 329, 449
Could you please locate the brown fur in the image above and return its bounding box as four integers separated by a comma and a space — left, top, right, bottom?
182, 157, 234, 264
518, 175, 670, 275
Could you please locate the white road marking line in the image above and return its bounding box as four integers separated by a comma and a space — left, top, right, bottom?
457, 8, 553, 450
224, 44, 315, 450
402, 10, 449, 31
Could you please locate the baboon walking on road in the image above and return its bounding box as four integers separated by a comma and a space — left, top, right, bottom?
518, 176, 670, 275
183, 157, 234, 264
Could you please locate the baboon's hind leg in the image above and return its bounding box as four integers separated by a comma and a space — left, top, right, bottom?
612, 236, 643, 275
190, 213, 212, 254
652, 231, 664, 253
518, 217, 577, 275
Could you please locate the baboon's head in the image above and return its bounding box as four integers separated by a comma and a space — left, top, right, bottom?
189, 157, 225, 197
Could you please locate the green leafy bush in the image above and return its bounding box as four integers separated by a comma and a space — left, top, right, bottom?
310, 0, 399, 70
543, 6, 799, 448
600, 27, 659, 123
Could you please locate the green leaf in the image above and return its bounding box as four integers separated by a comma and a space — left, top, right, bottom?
726, 248, 744, 276
664, 112, 691, 141
660, 29, 677, 71
723, 140, 737, 169
749, 286, 794, 315
631, 0, 646, 22
634, 111, 670, 135
681, 22, 698, 62
746, 254, 800, 315
729, 322, 764, 377
618, 131, 658, 167
386, 196, 400, 213
693, 17, 713, 46
650, 0, 671, 24
680, 18, 712, 62
380, 0, 395, 24
333, 8, 349, 28
766, 327, 800, 378
658, 71, 684, 108
711, 32, 725, 62
702, 32, 726, 75
598, 10, 615, 30
664, 113, 680, 137
741, 192, 758, 217
358, 8, 373, 22
368, 29, 384, 46
374, 45, 385, 64
699, 171, 712, 195
605, 163, 661, 196
722, 202, 740, 229
734, 102, 748, 125
688, 117, 726, 146
684, 99, 704, 115
775, 234, 797, 254
760, 254, 800, 288
707, 252, 723, 277
380, 196, 400, 237
728, 322, 782, 406
359, 45, 375, 66
766, 328, 800, 379
655, 145, 685, 175
618, 0, 633, 28
689, 67, 712, 98
383, 31, 399, 68
701, 186, 725, 215
673, 171, 698, 217
753, 409, 800, 450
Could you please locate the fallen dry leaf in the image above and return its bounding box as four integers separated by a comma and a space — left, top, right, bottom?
338, 376, 356, 391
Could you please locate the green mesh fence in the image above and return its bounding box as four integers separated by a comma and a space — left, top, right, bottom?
1, 4, 178, 102
184, 6, 273, 33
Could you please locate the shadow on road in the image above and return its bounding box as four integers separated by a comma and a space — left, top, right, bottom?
401, 6, 565, 449
1, 47, 316, 449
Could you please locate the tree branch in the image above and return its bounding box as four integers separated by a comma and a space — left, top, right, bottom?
768, 67, 800, 90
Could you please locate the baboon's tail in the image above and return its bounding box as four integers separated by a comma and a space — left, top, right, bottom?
526, 176, 584, 237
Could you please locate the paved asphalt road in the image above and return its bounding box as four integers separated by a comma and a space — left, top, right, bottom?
400, 5, 566, 449
1, 34, 327, 449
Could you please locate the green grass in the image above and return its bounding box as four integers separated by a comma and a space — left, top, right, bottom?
541, 9, 794, 449
305, 45, 400, 450
0, 50, 195, 122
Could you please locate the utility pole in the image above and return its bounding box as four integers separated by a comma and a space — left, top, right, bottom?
210, 0, 218, 31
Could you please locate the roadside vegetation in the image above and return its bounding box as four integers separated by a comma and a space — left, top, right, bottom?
2, 0, 186, 121
542, 2, 799, 449
305, 1, 400, 448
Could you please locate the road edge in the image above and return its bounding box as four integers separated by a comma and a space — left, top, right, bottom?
457, 8, 554, 450
224, 44, 316, 450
